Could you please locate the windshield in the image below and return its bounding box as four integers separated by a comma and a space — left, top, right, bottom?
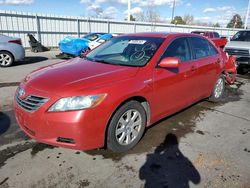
192, 31, 206, 36
231, 31, 250, 41
86, 36, 164, 67
83, 33, 103, 41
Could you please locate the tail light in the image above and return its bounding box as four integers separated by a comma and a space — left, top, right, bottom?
9, 39, 22, 45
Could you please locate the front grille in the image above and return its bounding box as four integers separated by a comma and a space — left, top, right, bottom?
15, 94, 49, 112
225, 48, 250, 56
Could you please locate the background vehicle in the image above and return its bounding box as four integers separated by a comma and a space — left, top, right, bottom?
27, 33, 49, 53
14, 33, 235, 153
191, 31, 228, 48
225, 30, 250, 74
0, 34, 25, 67
58, 32, 113, 57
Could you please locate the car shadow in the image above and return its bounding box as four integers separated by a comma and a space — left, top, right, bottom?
13, 56, 48, 66
139, 133, 201, 188
0, 112, 11, 135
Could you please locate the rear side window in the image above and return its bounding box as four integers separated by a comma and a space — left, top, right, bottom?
207, 41, 218, 56
162, 37, 191, 62
189, 37, 211, 59
189, 37, 218, 59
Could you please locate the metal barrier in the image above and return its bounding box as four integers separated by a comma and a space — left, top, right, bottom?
0, 10, 243, 48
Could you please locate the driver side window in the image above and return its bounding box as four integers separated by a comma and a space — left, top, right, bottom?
162, 38, 191, 62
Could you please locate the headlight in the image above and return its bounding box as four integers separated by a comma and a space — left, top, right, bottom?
48, 94, 107, 112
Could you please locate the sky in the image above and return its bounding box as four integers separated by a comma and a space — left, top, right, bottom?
0, 0, 249, 27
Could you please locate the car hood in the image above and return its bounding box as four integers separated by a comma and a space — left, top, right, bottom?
225, 41, 250, 50
24, 58, 139, 96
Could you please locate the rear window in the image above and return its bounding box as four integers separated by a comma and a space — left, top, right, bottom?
213, 32, 220, 38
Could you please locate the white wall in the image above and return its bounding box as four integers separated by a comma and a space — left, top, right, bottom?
0, 10, 243, 48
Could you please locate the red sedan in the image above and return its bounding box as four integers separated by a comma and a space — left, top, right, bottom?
14, 33, 236, 152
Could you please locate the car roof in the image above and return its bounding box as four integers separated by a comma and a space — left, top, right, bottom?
120, 32, 200, 38
191, 31, 218, 33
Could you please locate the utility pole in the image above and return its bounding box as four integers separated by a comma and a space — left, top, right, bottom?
127, 0, 131, 21
171, 0, 176, 22
245, 0, 250, 29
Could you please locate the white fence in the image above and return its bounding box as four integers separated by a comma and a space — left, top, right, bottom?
0, 10, 243, 48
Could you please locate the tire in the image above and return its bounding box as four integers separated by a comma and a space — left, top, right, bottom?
208, 75, 225, 102
107, 100, 146, 153
0, 51, 14, 67
237, 65, 249, 75
80, 48, 90, 57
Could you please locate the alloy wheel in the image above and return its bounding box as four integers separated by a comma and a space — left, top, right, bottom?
214, 77, 224, 98
115, 109, 142, 146
0, 53, 12, 66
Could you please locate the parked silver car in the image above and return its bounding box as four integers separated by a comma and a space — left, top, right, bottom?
0, 34, 25, 67
225, 30, 250, 73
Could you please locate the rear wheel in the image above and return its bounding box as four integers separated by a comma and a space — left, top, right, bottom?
208, 75, 225, 102
0, 51, 14, 67
107, 101, 146, 153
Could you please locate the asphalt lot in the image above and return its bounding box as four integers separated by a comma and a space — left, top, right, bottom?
0, 50, 250, 188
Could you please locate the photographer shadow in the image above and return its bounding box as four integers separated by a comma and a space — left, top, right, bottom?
139, 133, 200, 188
0, 112, 11, 135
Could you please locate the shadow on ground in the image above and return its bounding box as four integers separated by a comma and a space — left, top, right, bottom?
14, 56, 48, 66
139, 133, 200, 188
0, 112, 10, 135
85, 80, 245, 161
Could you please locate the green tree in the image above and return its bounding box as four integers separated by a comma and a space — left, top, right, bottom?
125, 15, 136, 21
171, 16, 186, 25
213, 23, 220, 27
227, 14, 244, 28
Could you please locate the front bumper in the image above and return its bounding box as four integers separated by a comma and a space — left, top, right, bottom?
14, 87, 109, 150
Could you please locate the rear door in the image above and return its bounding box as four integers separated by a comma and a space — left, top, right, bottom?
153, 37, 200, 118
188, 37, 221, 98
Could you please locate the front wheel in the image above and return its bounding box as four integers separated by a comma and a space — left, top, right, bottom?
107, 101, 146, 153
208, 75, 225, 102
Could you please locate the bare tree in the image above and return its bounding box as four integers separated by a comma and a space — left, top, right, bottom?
183, 14, 194, 25
89, 7, 103, 18
136, 6, 161, 24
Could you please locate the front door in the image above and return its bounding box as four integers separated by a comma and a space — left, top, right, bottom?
152, 37, 199, 119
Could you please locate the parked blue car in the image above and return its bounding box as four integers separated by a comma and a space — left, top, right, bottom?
58, 33, 113, 57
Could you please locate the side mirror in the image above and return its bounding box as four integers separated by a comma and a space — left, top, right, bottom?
158, 57, 180, 68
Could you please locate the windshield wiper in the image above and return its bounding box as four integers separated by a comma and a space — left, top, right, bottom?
94, 59, 113, 64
